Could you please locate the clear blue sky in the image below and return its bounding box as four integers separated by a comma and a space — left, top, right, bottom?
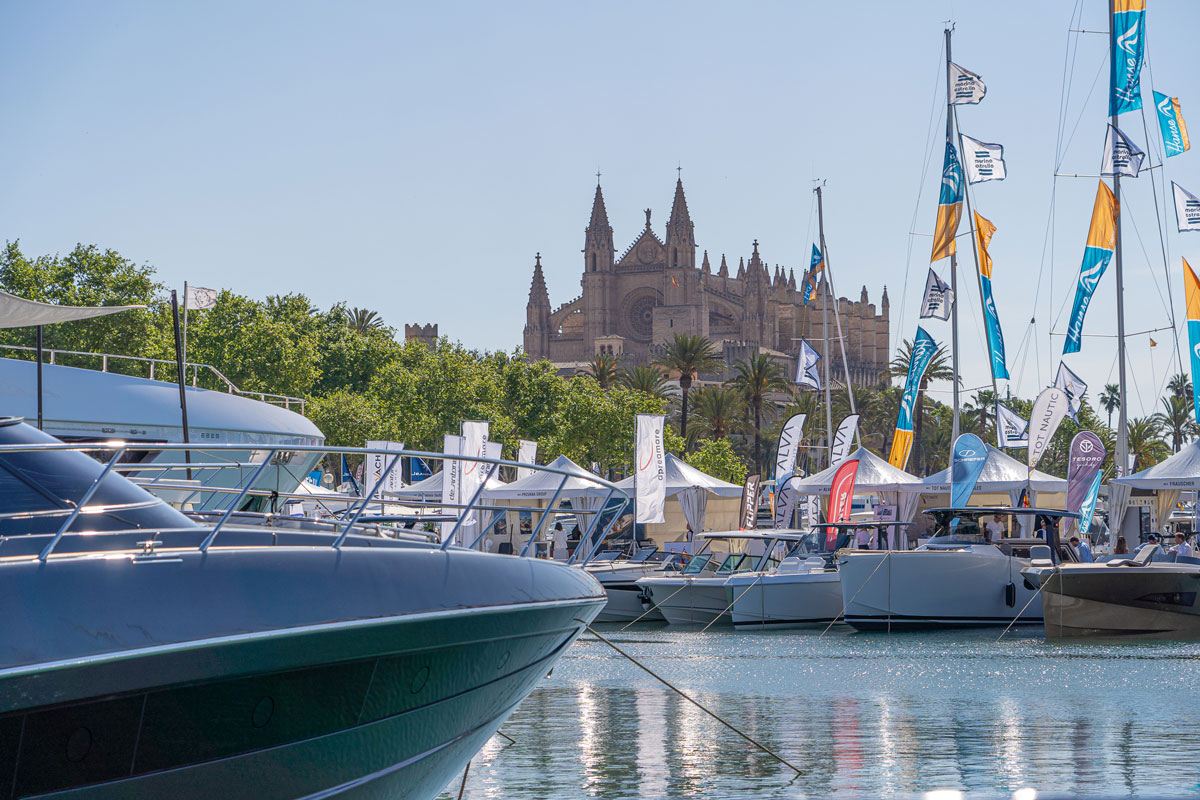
3, 1, 1199, 418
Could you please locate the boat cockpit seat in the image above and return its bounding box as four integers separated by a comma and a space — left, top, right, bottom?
775, 556, 804, 574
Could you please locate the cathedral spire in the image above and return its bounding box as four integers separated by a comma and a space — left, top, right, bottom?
588, 183, 610, 231
664, 177, 696, 268
737, 257, 745, 280
584, 183, 614, 272
528, 253, 550, 307
702, 250, 711, 273
718, 254, 729, 278
788, 268, 797, 291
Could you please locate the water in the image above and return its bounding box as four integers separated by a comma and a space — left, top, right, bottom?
440, 625, 1200, 798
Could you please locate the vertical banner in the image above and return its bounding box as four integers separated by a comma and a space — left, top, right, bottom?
460, 420, 490, 529
825, 458, 860, 551
1066, 431, 1107, 514
1077, 472, 1105, 537
364, 440, 405, 496
803, 245, 824, 305
801, 494, 820, 529
930, 139, 965, 262
830, 414, 860, 466
635, 414, 666, 524
773, 476, 797, 530
740, 475, 761, 530
1154, 91, 1191, 158
888, 327, 939, 470
1028, 388, 1069, 471
1184, 258, 1200, 424
974, 211, 1009, 380
774, 413, 806, 484
1109, 0, 1146, 117
1064, 181, 1120, 354
517, 438, 538, 480
950, 433, 988, 509
440, 434, 464, 543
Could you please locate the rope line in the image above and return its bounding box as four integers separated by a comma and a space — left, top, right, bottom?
819, 550, 892, 638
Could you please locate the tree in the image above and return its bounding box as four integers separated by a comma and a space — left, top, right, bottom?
691, 386, 745, 441
726, 353, 790, 475
346, 307, 384, 334
618, 364, 673, 401
888, 339, 953, 475
1127, 416, 1169, 471
654, 334, 720, 440
1168, 373, 1193, 403
686, 438, 747, 485
579, 352, 622, 389
1152, 394, 1198, 452
1099, 383, 1120, 428
963, 389, 997, 443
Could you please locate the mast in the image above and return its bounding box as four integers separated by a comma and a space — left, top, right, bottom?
945, 26, 961, 443
816, 185, 834, 467
1109, 1, 1129, 477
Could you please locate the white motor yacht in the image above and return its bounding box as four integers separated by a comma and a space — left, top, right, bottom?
0, 418, 607, 799
838, 508, 1079, 630
585, 546, 683, 622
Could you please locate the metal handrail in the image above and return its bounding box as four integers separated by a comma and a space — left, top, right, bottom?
38, 447, 125, 561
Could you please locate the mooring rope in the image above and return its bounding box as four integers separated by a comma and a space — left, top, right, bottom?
583, 623, 803, 775
819, 551, 891, 639
996, 567, 1056, 642
699, 574, 764, 633
620, 579, 691, 630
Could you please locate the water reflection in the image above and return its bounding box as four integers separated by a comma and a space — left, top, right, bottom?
441, 628, 1200, 798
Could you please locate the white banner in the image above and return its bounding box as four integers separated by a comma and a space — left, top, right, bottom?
184, 285, 218, 310
996, 402, 1029, 448
1102, 124, 1145, 178
1175, 182, 1200, 232
919, 267, 954, 320
773, 476, 798, 529
363, 440, 405, 496
517, 439, 538, 480
1028, 388, 1068, 470
796, 339, 821, 390
960, 133, 1006, 183
800, 494, 820, 529
459, 421, 490, 529
1054, 361, 1088, 421
774, 413, 806, 483
949, 61, 986, 104
440, 434, 464, 543
635, 414, 667, 524
830, 414, 860, 466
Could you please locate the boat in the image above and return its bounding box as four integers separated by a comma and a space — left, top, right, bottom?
837, 508, 1080, 630
585, 546, 683, 622
635, 531, 793, 626
0, 417, 607, 799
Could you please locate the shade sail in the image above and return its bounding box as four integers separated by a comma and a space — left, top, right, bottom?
0, 290, 144, 329
788, 447, 922, 495
1113, 441, 1200, 489
906, 444, 1066, 494
598, 454, 743, 499
483, 454, 607, 500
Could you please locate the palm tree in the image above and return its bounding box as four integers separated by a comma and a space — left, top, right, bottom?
691, 386, 745, 440
726, 354, 791, 475
1099, 383, 1120, 428
618, 364, 673, 401
1127, 416, 1169, 471
963, 389, 997, 442
346, 307, 384, 334
579, 353, 621, 389
1168, 373, 1193, 403
887, 339, 953, 474
654, 334, 721, 439
1152, 394, 1198, 452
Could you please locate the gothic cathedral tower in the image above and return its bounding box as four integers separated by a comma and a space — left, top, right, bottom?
581, 183, 615, 346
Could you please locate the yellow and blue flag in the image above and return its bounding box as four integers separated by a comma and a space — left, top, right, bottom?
1184, 258, 1200, 423
1153, 91, 1190, 158
930, 140, 964, 262
974, 211, 1009, 380
888, 326, 939, 470
803, 244, 824, 305
1063, 182, 1119, 355
1110, 0, 1146, 116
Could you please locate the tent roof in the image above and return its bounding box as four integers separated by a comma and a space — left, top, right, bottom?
388, 466, 507, 500
906, 444, 1066, 493
483, 454, 608, 500
0, 290, 143, 329
1114, 441, 1200, 489
787, 447, 922, 495
602, 454, 743, 498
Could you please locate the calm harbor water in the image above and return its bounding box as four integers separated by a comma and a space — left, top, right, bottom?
440, 625, 1200, 798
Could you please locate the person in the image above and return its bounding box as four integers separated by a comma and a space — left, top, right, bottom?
1069, 536, 1093, 563
1114, 536, 1129, 555
854, 527, 871, 549
552, 522, 568, 561
1169, 532, 1194, 559
984, 514, 1005, 543
1034, 518, 1048, 540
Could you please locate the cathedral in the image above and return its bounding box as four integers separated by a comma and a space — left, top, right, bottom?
524, 178, 891, 387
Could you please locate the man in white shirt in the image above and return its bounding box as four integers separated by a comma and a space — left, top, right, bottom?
1169, 532, 1194, 559
984, 514, 1005, 543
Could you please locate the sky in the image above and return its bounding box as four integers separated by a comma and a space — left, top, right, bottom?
3, 1, 1200, 419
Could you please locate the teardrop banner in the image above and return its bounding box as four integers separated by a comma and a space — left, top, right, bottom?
950, 433, 988, 509
825, 458, 860, 551
1066, 431, 1107, 515
1028, 387, 1069, 471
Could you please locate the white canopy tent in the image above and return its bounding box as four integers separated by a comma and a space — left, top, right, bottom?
599, 454, 743, 543
388, 468, 508, 502
481, 455, 614, 553
1112, 442, 1200, 537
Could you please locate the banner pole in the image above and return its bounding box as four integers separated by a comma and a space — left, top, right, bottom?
945, 27, 961, 449
816, 186, 834, 468
171, 290, 192, 480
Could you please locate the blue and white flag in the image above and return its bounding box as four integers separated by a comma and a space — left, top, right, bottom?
1064, 182, 1119, 354
920, 267, 954, 320
950, 433, 988, 509
1175, 182, 1200, 233
1077, 472, 1104, 538
996, 402, 1029, 449
949, 62, 986, 105
960, 133, 1006, 184
1054, 361, 1088, 421
1110, 0, 1146, 116
974, 211, 1009, 380
1154, 91, 1191, 158
1101, 124, 1145, 178
797, 339, 821, 390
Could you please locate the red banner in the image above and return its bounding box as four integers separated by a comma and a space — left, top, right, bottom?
825, 458, 860, 550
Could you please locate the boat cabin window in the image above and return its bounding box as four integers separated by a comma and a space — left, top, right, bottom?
715, 552, 751, 574
629, 545, 658, 563
682, 553, 714, 574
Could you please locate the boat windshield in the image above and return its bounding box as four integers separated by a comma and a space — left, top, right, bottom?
927, 516, 988, 545
629, 545, 658, 563
0, 419, 196, 535
715, 553, 751, 574
682, 553, 714, 574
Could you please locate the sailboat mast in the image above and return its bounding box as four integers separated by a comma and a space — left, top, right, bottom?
817, 185, 834, 467
945, 26, 961, 444
1109, 1, 1130, 475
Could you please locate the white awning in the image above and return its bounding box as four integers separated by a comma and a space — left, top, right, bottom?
0, 290, 144, 329
1113, 441, 1200, 490
600, 454, 743, 498
788, 447, 923, 495
904, 444, 1066, 494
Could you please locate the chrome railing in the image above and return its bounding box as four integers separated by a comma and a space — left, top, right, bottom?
0, 345, 306, 412
0, 440, 632, 566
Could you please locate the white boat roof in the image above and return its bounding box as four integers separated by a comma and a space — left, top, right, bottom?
1114, 440, 1200, 489
787, 446, 922, 494
909, 444, 1065, 493
599, 454, 743, 498
0, 358, 323, 442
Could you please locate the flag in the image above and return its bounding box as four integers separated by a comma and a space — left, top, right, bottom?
1054, 361, 1088, 421
803, 245, 824, 305
774, 413, 806, 484
774, 476, 798, 530
1064, 182, 1120, 354
1184, 258, 1200, 424
1154, 91, 1191, 158
517, 439, 538, 480
1066, 431, 1106, 516
739, 475, 761, 530
800, 493, 820, 529
459, 420, 490, 530
341, 454, 361, 496
919, 267, 954, 320
888, 327, 938, 470
1028, 388, 1068, 471
974, 211, 1009, 380
1101, 124, 1145, 178
671, 275, 679, 288
797, 339, 821, 389
1077, 472, 1104, 538
1174, 182, 1200, 232
830, 414, 860, 466
635, 414, 667, 524
440, 434, 464, 542
950, 433, 988, 509
825, 458, 860, 551
185, 285, 218, 310
1150, 338, 1158, 347
364, 440, 405, 496
996, 402, 1029, 448
1110, 0, 1146, 116
949, 61, 987, 104
960, 133, 1006, 183
931, 140, 965, 262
